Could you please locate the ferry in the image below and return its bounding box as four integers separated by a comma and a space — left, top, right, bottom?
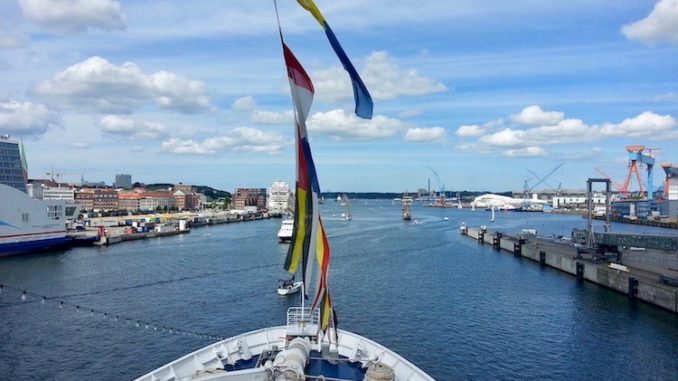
277, 217, 294, 243
0, 183, 71, 257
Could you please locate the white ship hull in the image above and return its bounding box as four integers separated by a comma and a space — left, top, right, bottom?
0, 184, 69, 257
134, 308, 434, 381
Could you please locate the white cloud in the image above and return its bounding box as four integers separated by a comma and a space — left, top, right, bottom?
307, 109, 405, 140
100, 114, 134, 133
511, 105, 564, 125
130, 145, 144, 153
0, 101, 59, 135
470, 106, 677, 150
363, 51, 449, 100
456, 119, 503, 137
600, 111, 675, 137
312, 51, 448, 103
99, 115, 169, 140
19, 0, 125, 33
233, 96, 256, 111
622, 0, 678, 44
404, 127, 446, 143
251, 110, 294, 125
161, 127, 290, 155
34, 56, 210, 114
478, 128, 525, 147
502, 146, 547, 157
456, 125, 484, 137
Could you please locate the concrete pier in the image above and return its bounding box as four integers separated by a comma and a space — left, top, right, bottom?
460, 226, 678, 313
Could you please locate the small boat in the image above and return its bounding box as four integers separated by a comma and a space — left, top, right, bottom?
277, 217, 293, 243
277, 279, 303, 296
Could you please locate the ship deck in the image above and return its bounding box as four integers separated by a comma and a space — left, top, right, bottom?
225, 351, 366, 379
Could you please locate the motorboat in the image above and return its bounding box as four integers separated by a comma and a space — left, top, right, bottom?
277, 279, 303, 296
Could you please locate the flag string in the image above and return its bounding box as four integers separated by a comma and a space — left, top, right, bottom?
0, 281, 271, 341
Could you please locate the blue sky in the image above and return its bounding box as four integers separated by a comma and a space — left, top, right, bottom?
0, 0, 677, 193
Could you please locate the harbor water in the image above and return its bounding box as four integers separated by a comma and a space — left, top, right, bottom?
1, 200, 676, 380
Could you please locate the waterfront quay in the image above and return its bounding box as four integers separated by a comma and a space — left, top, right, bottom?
460, 225, 678, 313
70, 210, 272, 246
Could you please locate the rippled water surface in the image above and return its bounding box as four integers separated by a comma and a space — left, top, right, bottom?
1, 201, 676, 380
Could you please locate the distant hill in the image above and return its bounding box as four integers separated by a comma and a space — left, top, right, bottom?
321, 191, 511, 200
133, 182, 231, 200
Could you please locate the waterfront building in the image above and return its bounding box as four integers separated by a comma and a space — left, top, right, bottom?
0, 135, 27, 193
114, 173, 132, 189
74, 188, 119, 211
232, 188, 267, 210
74, 189, 94, 210
92, 189, 119, 210
173, 183, 201, 211
267, 181, 290, 213
118, 190, 144, 211
138, 191, 176, 211
42, 186, 75, 201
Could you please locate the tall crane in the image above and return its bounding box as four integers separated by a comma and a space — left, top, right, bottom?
622, 145, 655, 200
595, 167, 627, 197
427, 166, 445, 197
523, 162, 565, 199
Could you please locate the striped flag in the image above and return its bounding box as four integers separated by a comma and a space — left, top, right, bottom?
297, 0, 373, 120
281, 41, 336, 334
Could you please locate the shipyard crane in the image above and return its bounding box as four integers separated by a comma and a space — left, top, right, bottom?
527, 169, 562, 193
523, 162, 565, 199
622, 145, 655, 200
594, 168, 627, 197
427, 166, 445, 197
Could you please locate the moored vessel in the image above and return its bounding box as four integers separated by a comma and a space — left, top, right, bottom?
0, 183, 71, 257
277, 217, 294, 243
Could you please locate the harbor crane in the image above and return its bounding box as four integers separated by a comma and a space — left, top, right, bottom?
622, 145, 655, 200
523, 162, 565, 199
427, 166, 445, 197
594, 167, 627, 197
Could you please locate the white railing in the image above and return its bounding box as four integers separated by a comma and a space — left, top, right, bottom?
286, 307, 320, 326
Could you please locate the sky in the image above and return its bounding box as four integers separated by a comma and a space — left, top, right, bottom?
1, 0, 677, 193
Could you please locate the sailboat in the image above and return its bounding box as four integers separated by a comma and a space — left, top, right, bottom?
134, 1, 434, 380
402, 193, 413, 221
339, 194, 352, 220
